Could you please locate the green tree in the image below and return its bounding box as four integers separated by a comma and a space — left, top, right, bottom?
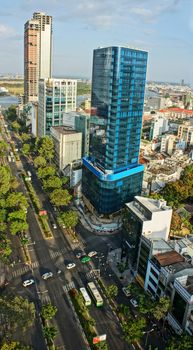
0, 208, 7, 222
138, 293, 155, 315
11, 121, 20, 132
50, 189, 72, 207
106, 284, 118, 299
41, 303, 57, 320
34, 155, 47, 168
122, 317, 146, 344
154, 296, 170, 321
6, 192, 28, 210
21, 133, 31, 142
38, 136, 54, 162
165, 334, 193, 350
5, 105, 17, 122
0, 222, 7, 232
10, 220, 28, 235
0, 166, 11, 196
0, 342, 32, 350
10, 176, 19, 190
43, 176, 62, 191
8, 210, 27, 222
0, 234, 12, 263
0, 140, 8, 158
0, 296, 36, 336
22, 143, 31, 156
57, 210, 78, 228
37, 166, 56, 179
43, 326, 58, 344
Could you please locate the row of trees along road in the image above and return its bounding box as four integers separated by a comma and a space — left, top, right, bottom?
0, 144, 30, 264
0, 295, 35, 349
31, 136, 79, 230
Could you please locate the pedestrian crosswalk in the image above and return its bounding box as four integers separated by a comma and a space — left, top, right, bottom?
86, 270, 99, 279
63, 281, 75, 293
11, 247, 68, 279
31, 261, 39, 269
12, 265, 30, 278
49, 247, 67, 260
40, 293, 51, 305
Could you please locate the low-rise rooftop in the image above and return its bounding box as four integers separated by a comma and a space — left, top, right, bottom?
154, 250, 184, 267
51, 126, 78, 135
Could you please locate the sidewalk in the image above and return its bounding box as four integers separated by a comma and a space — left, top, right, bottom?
77, 206, 122, 234
107, 248, 134, 286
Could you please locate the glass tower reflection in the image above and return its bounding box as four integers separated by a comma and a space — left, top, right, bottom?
82, 46, 148, 214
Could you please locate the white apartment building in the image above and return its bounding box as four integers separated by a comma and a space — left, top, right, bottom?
37, 78, 77, 137
149, 116, 169, 140
161, 134, 176, 155
178, 122, 193, 147
122, 196, 172, 272
50, 126, 82, 171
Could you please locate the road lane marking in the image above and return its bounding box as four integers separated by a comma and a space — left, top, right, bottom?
63, 281, 75, 293
12, 266, 30, 277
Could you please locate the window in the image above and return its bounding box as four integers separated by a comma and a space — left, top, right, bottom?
149, 276, 157, 288
150, 268, 159, 279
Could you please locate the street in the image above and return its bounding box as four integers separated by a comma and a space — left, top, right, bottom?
3, 125, 132, 350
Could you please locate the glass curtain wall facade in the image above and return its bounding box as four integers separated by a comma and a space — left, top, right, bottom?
37, 78, 77, 137
82, 46, 148, 214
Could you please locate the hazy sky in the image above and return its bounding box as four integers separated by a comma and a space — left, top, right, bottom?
0, 0, 193, 84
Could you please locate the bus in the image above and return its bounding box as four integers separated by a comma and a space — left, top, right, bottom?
87, 282, 103, 307
80, 287, 91, 306
27, 170, 32, 178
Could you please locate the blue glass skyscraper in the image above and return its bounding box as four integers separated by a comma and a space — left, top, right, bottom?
82, 46, 148, 214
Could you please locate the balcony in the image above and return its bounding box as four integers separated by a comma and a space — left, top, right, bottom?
174, 277, 193, 303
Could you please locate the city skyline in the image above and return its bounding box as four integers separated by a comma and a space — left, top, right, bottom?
0, 0, 193, 84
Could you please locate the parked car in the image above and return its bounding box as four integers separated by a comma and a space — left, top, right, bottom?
81, 256, 91, 264
41, 272, 53, 280
88, 251, 97, 258
122, 287, 131, 297
22, 279, 35, 287
130, 298, 138, 308
66, 263, 76, 269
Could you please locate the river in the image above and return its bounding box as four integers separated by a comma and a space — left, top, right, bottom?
0, 95, 19, 108
0, 94, 89, 109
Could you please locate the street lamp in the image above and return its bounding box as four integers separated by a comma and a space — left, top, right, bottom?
143, 328, 154, 348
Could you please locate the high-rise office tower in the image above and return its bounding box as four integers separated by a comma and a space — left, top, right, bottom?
37, 78, 77, 137
82, 46, 148, 215
24, 12, 52, 103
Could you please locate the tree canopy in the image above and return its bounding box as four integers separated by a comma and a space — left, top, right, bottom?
22, 143, 31, 156
37, 166, 56, 179
58, 210, 78, 228
43, 176, 62, 191
0, 166, 11, 196
34, 155, 47, 168
160, 165, 193, 208
37, 136, 54, 161
0, 296, 35, 335
41, 303, 57, 320
50, 189, 72, 207
6, 192, 28, 210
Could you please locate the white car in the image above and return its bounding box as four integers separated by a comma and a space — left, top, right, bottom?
22, 279, 35, 287
52, 223, 57, 229
122, 287, 131, 297
41, 272, 53, 280
88, 251, 97, 258
66, 263, 76, 269
130, 298, 138, 308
